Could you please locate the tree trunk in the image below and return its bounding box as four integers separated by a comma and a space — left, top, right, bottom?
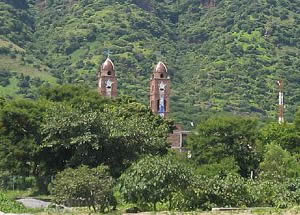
153, 202, 157, 211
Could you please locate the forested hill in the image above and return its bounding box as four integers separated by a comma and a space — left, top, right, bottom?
1, 0, 300, 126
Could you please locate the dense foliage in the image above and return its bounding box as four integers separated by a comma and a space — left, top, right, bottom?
2, 0, 300, 210
1, 0, 300, 125
259, 143, 300, 181
50, 165, 116, 212
188, 115, 261, 177
0, 85, 172, 192
1, 83, 300, 212
176, 174, 300, 210
0, 191, 27, 213
119, 155, 193, 210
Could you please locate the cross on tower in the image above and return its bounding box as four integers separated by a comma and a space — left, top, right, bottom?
104, 49, 112, 58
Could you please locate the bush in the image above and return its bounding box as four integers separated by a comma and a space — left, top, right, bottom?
195, 157, 240, 177
0, 47, 10, 55
49, 165, 116, 212
0, 191, 27, 213
172, 174, 300, 211
0, 70, 12, 87
259, 143, 300, 181
247, 178, 300, 208
190, 174, 251, 210
119, 155, 193, 211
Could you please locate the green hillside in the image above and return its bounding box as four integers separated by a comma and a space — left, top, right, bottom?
0, 0, 56, 98
175, 0, 300, 124
1, 0, 300, 125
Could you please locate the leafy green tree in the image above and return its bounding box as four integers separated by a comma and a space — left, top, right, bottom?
40, 103, 109, 175
39, 84, 111, 110
0, 86, 168, 191
0, 98, 51, 192
0, 99, 47, 175
259, 143, 300, 181
0, 84, 172, 193
188, 115, 261, 177
41, 100, 171, 177
119, 155, 193, 211
49, 165, 116, 212
0, 85, 106, 179
195, 157, 240, 177
260, 122, 300, 154
294, 107, 300, 131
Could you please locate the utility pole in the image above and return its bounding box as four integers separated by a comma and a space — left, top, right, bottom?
277, 80, 284, 124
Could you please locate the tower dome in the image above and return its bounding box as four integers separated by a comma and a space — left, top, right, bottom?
155, 61, 168, 73
102, 58, 115, 71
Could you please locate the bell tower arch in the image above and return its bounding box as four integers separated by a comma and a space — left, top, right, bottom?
98, 57, 118, 97
150, 61, 171, 118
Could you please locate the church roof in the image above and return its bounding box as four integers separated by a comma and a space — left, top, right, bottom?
102, 58, 115, 71
155, 61, 168, 73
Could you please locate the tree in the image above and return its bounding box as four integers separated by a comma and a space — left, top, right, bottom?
49, 165, 116, 212
40, 103, 109, 175
0, 84, 173, 193
41, 100, 172, 177
0, 99, 48, 175
39, 84, 111, 110
260, 122, 300, 155
119, 155, 193, 211
294, 107, 300, 131
259, 143, 300, 181
195, 157, 240, 177
0, 98, 51, 192
188, 115, 261, 177
0, 85, 111, 192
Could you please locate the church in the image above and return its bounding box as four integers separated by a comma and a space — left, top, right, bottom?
98, 57, 190, 151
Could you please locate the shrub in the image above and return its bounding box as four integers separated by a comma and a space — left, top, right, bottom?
173, 175, 300, 211
49, 165, 116, 212
191, 174, 251, 210
247, 178, 300, 208
119, 155, 193, 211
0, 191, 27, 213
0, 70, 12, 87
0, 47, 10, 55
259, 143, 300, 181
195, 157, 240, 177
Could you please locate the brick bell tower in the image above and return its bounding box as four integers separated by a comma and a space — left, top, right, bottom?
150, 61, 171, 118
98, 57, 118, 97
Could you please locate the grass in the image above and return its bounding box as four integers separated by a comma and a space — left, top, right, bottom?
0, 55, 57, 97
32, 208, 300, 215
0, 56, 56, 82
0, 38, 25, 53
2, 189, 33, 200
2, 190, 300, 215
0, 77, 20, 97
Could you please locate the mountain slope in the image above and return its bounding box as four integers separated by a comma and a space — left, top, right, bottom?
174, 0, 300, 123
1, 0, 300, 125
31, 0, 178, 103
0, 0, 55, 98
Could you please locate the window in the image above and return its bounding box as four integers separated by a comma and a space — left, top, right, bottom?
107, 71, 111, 75
160, 74, 164, 78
